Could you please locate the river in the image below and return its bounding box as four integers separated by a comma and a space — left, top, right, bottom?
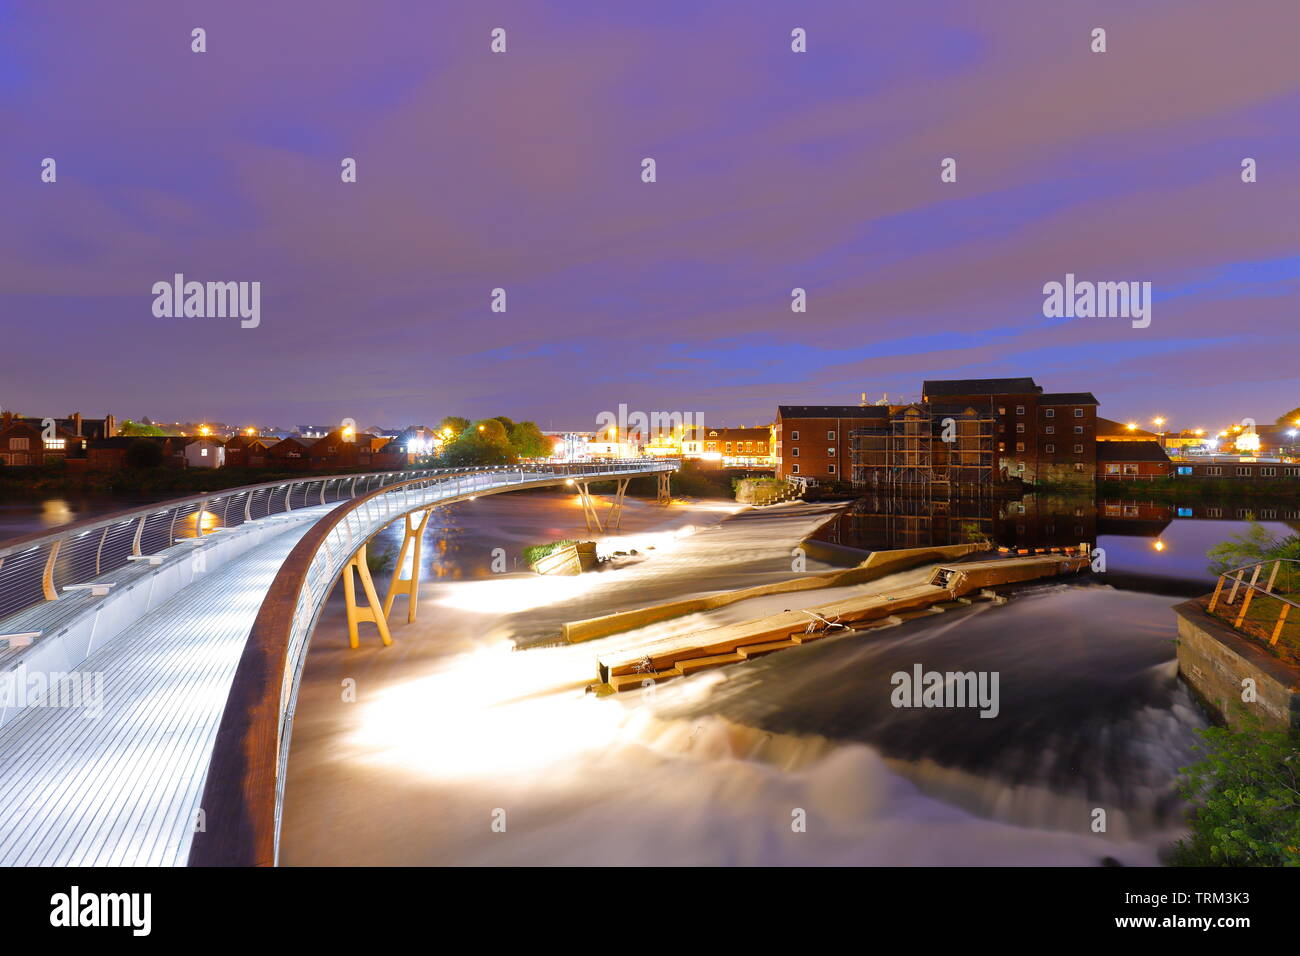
2, 489, 1284, 864
258, 489, 1295, 866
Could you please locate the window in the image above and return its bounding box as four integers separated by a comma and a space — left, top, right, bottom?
44, 439, 66, 450
997, 442, 1005, 452
1016, 462, 1025, 473
1073, 463, 1085, 473
1074, 408, 1084, 418
1016, 423, 1025, 433
1123, 464, 1139, 475
791, 463, 800, 474
1044, 408, 1055, 418
1015, 442, 1025, 452
827, 447, 836, 457
1074, 426, 1083, 434
1105, 464, 1121, 475
827, 464, 836, 474
790, 430, 799, 440
9, 437, 29, 450
1262, 467, 1277, 476
1015, 406, 1025, 416
1045, 444, 1055, 453
790, 447, 799, 457
201, 447, 209, 457
1288, 468, 1300, 477
1236, 466, 1251, 476
1207, 466, 1223, 476
826, 430, 836, 441
1045, 426, 1055, 435
1073, 444, 1083, 454
1206, 507, 1222, 517
1177, 466, 1192, 475
998, 406, 1006, 415
1177, 507, 1193, 517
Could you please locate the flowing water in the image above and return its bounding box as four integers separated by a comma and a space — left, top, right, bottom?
274, 490, 1299, 866
7, 489, 1283, 864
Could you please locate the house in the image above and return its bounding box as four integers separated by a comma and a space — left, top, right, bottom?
266, 436, 317, 469
1096, 441, 1171, 480
222, 435, 271, 468
0, 414, 82, 466
183, 439, 226, 469
84, 436, 187, 470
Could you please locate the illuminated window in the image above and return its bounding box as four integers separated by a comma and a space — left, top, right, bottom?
44, 439, 66, 450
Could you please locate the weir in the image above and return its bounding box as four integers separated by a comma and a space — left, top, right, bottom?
591, 552, 1091, 693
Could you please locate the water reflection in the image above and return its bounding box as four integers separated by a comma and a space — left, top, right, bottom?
811, 493, 1300, 589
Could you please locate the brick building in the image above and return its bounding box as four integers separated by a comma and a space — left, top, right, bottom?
920, 378, 1099, 484
1096, 441, 1171, 480
774, 406, 883, 480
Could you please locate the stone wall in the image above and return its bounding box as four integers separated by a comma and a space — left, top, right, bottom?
1174, 600, 1300, 732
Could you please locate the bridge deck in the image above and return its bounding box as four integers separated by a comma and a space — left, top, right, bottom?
0, 507, 331, 866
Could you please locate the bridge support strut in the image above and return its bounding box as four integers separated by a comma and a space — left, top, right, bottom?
342, 543, 393, 649
576, 481, 604, 534
382, 508, 434, 624
657, 471, 671, 506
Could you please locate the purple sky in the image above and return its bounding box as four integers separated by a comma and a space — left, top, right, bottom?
3, 0, 1299, 433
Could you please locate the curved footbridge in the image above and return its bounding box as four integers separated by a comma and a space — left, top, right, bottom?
0, 460, 675, 866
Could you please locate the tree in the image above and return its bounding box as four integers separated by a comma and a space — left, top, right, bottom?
118, 419, 165, 437
438, 416, 470, 438
438, 419, 516, 466
125, 438, 164, 469
507, 420, 550, 459
1275, 408, 1300, 427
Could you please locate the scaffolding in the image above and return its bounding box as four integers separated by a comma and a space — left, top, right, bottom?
850, 402, 995, 496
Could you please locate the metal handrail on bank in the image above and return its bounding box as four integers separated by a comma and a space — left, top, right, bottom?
1206, 557, 1300, 647
187, 458, 677, 866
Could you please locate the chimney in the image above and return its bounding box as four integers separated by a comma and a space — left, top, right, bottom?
1, 410, 11, 430
73, 412, 83, 437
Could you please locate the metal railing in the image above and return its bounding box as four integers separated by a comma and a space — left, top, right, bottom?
0, 468, 456, 623
0, 461, 670, 626
187, 458, 678, 866
1206, 558, 1300, 649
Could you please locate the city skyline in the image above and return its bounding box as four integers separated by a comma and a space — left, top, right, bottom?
4, 1, 1299, 428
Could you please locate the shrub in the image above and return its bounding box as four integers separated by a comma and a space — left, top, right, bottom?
1170, 717, 1300, 867
522, 539, 577, 566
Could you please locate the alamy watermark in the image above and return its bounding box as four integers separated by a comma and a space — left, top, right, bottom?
0, 664, 104, 718
1042, 273, 1151, 329
151, 274, 261, 328
890, 664, 999, 718
595, 404, 704, 437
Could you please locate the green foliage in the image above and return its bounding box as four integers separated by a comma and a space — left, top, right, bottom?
437, 416, 470, 437
118, 419, 165, 437
1207, 519, 1300, 581
522, 539, 577, 565
1171, 718, 1300, 867
507, 420, 551, 459
438, 418, 517, 466
124, 438, 164, 469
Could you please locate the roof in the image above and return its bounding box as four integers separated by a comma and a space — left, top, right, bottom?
922, 377, 1040, 397
1097, 440, 1170, 463
1096, 417, 1158, 439
1039, 392, 1099, 405
777, 405, 888, 419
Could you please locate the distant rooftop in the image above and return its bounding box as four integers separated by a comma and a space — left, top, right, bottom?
777, 405, 888, 419
1039, 392, 1099, 405
922, 377, 1040, 397
1097, 416, 1158, 439
1097, 440, 1170, 463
